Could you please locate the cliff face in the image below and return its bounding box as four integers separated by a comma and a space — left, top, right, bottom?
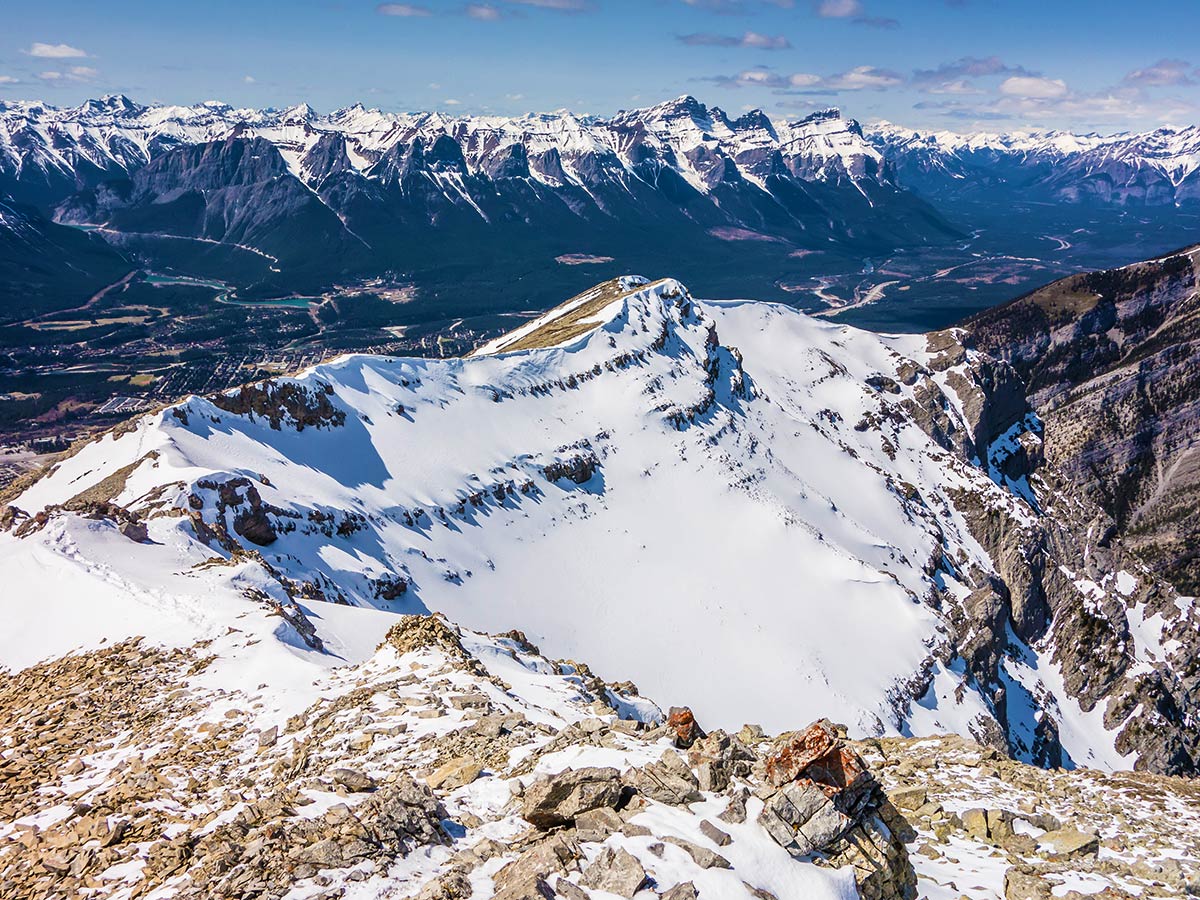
904, 327, 1200, 776
962, 246, 1200, 595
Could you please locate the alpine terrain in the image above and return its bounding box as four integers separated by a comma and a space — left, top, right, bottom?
869, 123, 1200, 207
1, 274, 1199, 900
963, 243, 1200, 594
0, 95, 956, 306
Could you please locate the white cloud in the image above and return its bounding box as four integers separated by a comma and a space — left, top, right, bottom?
816, 0, 862, 17
243, 75, 257, 84
506, 92, 525, 100
679, 31, 791, 50
0, 75, 19, 84
788, 73, 823, 88
444, 98, 462, 105
920, 83, 1200, 131
376, 3, 432, 15
1123, 58, 1196, 88
716, 65, 899, 92
36, 65, 97, 83
924, 79, 982, 95
26, 42, 88, 58
999, 75, 1068, 99
466, 3, 503, 19
734, 70, 779, 86
828, 65, 902, 90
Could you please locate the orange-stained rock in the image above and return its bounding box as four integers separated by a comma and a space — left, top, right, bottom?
763, 719, 839, 788
666, 706, 704, 749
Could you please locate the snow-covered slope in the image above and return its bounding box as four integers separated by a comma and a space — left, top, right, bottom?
4, 276, 1196, 776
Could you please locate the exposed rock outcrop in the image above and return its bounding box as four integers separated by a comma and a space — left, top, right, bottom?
963, 246, 1200, 594
907, 327, 1200, 775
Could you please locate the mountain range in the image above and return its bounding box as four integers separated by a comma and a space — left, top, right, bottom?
5, 94, 1200, 327
0, 95, 954, 306
869, 121, 1200, 206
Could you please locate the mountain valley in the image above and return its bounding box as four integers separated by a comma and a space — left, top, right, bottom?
4, 94, 1200, 453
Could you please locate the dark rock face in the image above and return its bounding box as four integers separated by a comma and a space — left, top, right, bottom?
54, 136, 367, 275
0, 194, 129, 318
905, 324, 1200, 776
542, 453, 597, 485
964, 246, 1200, 595
209, 379, 346, 431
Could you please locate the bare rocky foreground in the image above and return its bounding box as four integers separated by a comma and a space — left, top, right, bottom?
1, 616, 1196, 900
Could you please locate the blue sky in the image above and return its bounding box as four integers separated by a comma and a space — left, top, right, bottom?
2, 0, 1198, 132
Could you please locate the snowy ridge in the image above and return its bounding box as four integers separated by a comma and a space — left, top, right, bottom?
868, 122, 1118, 159
868, 120, 1200, 201
4, 277, 1194, 777
0, 94, 886, 196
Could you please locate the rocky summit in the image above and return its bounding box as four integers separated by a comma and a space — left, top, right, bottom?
1, 272, 1199, 898
1, 615, 1196, 900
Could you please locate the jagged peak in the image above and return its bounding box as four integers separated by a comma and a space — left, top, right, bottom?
730, 107, 777, 136
633, 94, 710, 122
74, 94, 141, 116
280, 102, 316, 122
798, 107, 843, 124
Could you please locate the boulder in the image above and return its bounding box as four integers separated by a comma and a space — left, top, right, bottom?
574, 807, 623, 843
718, 789, 749, 825
667, 706, 704, 749
758, 780, 852, 857
661, 883, 698, 900
493, 877, 554, 900
520, 767, 622, 829
427, 757, 483, 791
552, 880, 589, 900
493, 833, 580, 898
664, 835, 732, 869
887, 785, 927, 812
699, 819, 731, 846
763, 719, 840, 788
417, 870, 474, 900
118, 520, 149, 542
687, 729, 754, 793
961, 807, 990, 841
329, 767, 375, 792
628, 750, 702, 805
1037, 827, 1099, 858
1004, 866, 1052, 900
579, 847, 647, 898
